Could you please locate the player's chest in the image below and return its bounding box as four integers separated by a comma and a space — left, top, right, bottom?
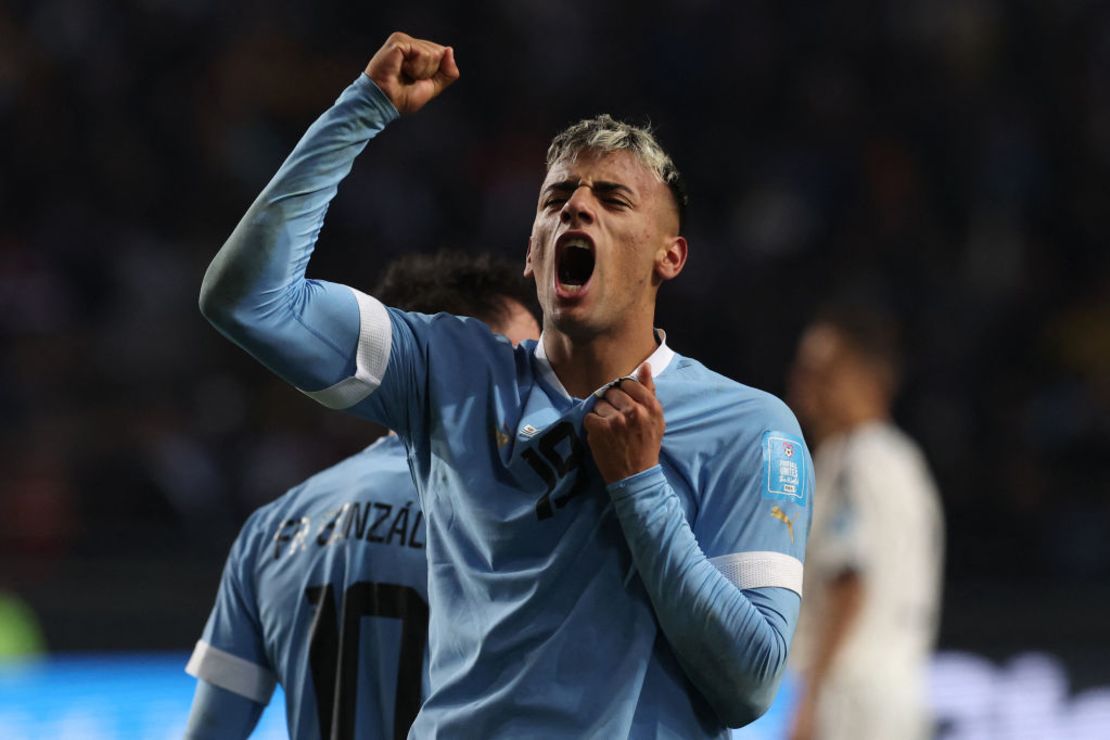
440, 389, 699, 529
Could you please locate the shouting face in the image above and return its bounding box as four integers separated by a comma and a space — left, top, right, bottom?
525, 149, 686, 340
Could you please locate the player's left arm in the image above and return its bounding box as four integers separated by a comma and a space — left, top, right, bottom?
586, 365, 810, 728
184, 680, 266, 740
185, 512, 277, 735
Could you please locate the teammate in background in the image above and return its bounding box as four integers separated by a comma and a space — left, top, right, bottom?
199, 32, 811, 737
184, 252, 540, 740
786, 306, 944, 740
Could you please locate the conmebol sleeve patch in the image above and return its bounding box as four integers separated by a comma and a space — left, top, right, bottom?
761, 431, 808, 507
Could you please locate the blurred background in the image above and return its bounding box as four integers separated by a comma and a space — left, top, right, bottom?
1, 0, 1108, 736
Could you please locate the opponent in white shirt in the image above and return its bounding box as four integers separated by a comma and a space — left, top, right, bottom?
787, 307, 944, 740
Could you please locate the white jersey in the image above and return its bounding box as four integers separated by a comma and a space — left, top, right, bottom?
791, 420, 944, 740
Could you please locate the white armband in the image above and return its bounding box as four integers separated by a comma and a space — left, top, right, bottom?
301, 288, 393, 409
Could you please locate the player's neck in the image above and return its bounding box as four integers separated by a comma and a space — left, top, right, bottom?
542, 322, 660, 399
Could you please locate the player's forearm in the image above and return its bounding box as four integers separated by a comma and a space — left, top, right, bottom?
609, 467, 798, 728
184, 681, 265, 740
199, 75, 399, 390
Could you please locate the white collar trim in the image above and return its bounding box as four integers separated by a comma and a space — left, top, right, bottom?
533, 330, 675, 400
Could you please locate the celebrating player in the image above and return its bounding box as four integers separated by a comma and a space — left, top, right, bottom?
200, 31, 812, 737
184, 252, 539, 740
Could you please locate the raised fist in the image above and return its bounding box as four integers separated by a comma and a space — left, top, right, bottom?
365, 32, 460, 115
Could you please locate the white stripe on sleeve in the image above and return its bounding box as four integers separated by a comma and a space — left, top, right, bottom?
708, 551, 804, 596
301, 288, 393, 409
185, 640, 277, 704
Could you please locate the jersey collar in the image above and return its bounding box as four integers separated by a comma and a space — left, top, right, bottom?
533, 330, 676, 401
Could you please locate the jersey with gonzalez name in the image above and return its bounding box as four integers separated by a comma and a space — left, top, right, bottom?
186, 434, 429, 740
313, 298, 813, 739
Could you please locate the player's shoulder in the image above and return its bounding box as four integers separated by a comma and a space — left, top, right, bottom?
390, 307, 519, 355
660, 352, 802, 438
850, 421, 925, 466
249, 435, 409, 528
390, 306, 535, 386
849, 422, 940, 499
322, 433, 409, 480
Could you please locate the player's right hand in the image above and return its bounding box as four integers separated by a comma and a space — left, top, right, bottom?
365, 32, 460, 115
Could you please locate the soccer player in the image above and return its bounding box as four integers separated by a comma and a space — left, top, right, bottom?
786, 307, 944, 740
184, 252, 540, 740
200, 32, 812, 737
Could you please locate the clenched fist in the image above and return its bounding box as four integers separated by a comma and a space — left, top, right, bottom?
584, 363, 665, 485
365, 32, 460, 115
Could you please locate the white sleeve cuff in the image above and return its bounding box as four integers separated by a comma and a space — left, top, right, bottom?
708, 551, 804, 597
301, 288, 393, 409
185, 640, 277, 704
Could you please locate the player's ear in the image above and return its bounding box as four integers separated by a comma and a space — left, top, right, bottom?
523, 236, 535, 279
654, 235, 687, 282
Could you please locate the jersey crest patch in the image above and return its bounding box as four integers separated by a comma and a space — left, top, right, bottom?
762, 431, 808, 506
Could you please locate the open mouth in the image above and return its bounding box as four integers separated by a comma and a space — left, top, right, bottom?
556, 235, 595, 293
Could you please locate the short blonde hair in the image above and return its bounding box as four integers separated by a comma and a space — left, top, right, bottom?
546, 115, 687, 228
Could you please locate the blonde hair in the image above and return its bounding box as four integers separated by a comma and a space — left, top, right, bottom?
546, 115, 687, 227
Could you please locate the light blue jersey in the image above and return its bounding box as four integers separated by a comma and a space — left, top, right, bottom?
201, 75, 813, 738
186, 435, 429, 740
